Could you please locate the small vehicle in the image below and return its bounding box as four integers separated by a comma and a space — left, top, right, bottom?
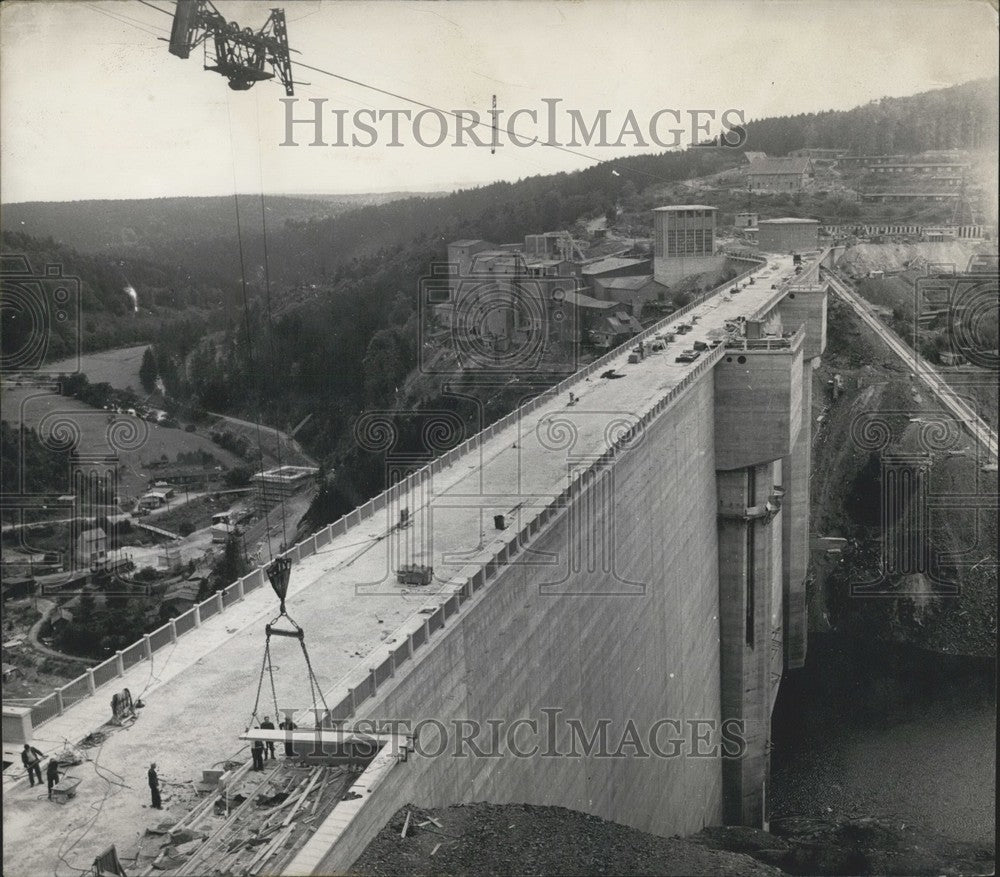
675, 350, 700, 363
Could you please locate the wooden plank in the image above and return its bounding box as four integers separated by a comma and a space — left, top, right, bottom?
281, 767, 322, 828
400, 810, 411, 839
309, 768, 330, 816
173, 765, 282, 876
248, 824, 294, 876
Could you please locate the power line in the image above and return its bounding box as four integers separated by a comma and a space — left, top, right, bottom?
136, 0, 173, 15
83, 2, 168, 39
291, 59, 621, 172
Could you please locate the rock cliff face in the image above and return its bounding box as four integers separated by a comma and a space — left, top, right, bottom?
810, 296, 996, 658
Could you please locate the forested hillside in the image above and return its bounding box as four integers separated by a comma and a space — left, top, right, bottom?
5, 77, 996, 527
740, 77, 998, 155
0, 230, 227, 359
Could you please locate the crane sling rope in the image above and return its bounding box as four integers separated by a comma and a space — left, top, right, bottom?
248, 556, 330, 728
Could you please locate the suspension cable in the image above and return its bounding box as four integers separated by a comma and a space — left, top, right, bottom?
255, 97, 289, 551
225, 99, 274, 562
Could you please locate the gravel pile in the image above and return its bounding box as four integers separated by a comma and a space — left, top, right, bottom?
350, 802, 784, 876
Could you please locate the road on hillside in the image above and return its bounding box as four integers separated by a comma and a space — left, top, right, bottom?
207, 411, 317, 467
823, 268, 998, 462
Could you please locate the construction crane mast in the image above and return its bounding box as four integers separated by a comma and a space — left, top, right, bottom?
168, 0, 294, 95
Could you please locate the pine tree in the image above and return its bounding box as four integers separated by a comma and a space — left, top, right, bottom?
139, 347, 158, 394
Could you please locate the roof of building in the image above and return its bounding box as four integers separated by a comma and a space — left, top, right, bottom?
562, 290, 618, 309
597, 275, 658, 291
743, 151, 767, 163
747, 157, 812, 175
581, 257, 650, 275
652, 205, 717, 212
449, 239, 486, 248
79, 527, 107, 541
758, 217, 821, 225
600, 312, 643, 333
164, 581, 201, 602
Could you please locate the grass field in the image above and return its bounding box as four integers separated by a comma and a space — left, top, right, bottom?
46, 344, 150, 392
1, 386, 244, 503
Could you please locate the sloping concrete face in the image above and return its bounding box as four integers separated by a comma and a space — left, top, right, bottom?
332, 376, 724, 864
715, 464, 782, 827
778, 284, 828, 359
713, 337, 805, 471
771, 285, 826, 669
781, 360, 812, 669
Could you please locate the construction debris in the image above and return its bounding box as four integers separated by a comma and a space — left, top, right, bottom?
131, 760, 355, 876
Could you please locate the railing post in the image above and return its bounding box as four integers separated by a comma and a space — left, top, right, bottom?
86, 668, 96, 695
237, 577, 245, 601
143, 634, 152, 660
193, 605, 201, 628
55, 687, 65, 716
115, 650, 125, 677
215, 591, 224, 613
169, 618, 177, 643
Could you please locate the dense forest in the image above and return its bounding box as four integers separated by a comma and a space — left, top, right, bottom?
0, 230, 230, 360
0, 421, 74, 501
739, 78, 998, 156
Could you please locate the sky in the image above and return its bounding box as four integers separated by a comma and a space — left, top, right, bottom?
1, 0, 997, 202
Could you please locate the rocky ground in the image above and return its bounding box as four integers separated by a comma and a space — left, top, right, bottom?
810, 295, 997, 657
351, 803, 783, 876
352, 803, 995, 877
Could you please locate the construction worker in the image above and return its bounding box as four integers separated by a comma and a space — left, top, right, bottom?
278, 717, 297, 757
46, 759, 60, 800
260, 716, 276, 760
21, 744, 44, 787
148, 763, 162, 809
251, 735, 265, 771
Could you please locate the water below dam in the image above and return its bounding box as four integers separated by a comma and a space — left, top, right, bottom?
770, 633, 996, 845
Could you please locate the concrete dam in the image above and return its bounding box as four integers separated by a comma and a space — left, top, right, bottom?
3, 252, 827, 876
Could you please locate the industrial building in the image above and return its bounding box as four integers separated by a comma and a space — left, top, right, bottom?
746, 156, 813, 192
652, 205, 722, 285
757, 218, 820, 253
255, 466, 319, 505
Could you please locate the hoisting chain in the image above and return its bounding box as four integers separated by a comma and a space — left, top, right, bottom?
248, 606, 329, 730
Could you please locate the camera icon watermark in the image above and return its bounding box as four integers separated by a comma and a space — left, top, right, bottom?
913, 256, 999, 373
418, 256, 580, 378
1, 389, 151, 592
0, 255, 82, 376
847, 408, 996, 597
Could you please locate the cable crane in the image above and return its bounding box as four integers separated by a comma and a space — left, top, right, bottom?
249, 555, 330, 729
168, 0, 295, 95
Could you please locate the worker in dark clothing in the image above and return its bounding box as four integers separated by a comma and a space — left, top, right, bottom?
251, 735, 265, 771
260, 716, 276, 759
46, 759, 60, 800
21, 744, 44, 787
278, 717, 297, 757
148, 763, 162, 809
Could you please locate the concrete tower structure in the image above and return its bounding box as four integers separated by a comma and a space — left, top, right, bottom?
653, 205, 722, 286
